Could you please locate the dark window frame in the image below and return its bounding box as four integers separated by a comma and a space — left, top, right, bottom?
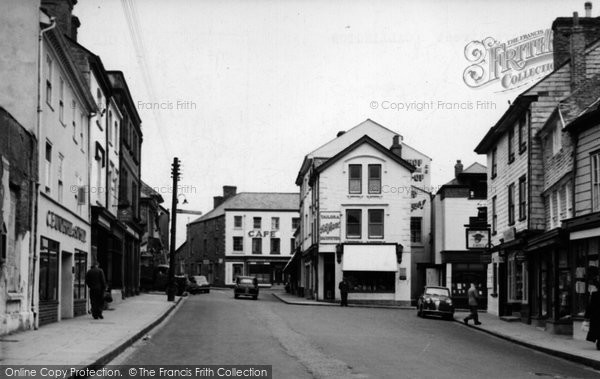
253, 217, 261, 229
270, 238, 281, 255
491, 148, 497, 179
518, 175, 527, 221
508, 127, 515, 164
346, 209, 362, 239
368, 209, 384, 239
252, 238, 262, 254
368, 164, 382, 194
348, 164, 362, 194
492, 196, 497, 235
508, 183, 515, 226
234, 216, 242, 228
411, 217, 422, 244
518, 111, 528, 154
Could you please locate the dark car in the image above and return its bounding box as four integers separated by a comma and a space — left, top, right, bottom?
417, 286, 454, 320
188, 275, 210, 294
234, 276, 259, 300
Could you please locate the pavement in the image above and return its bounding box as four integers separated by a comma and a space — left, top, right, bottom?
0, 293, 183, 367
273, 291, 600, 371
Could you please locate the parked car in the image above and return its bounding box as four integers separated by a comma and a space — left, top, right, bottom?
417, 286, 454, 320
234, 276, 259, 300
188, 275, 210, 294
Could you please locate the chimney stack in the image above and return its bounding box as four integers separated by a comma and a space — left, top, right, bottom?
586, 2, 593, 17
571, 12, 587, 90
223, 186, 237, 200
41, 0, 79, 40
390, 135, 402, 157
552, 6, 600, 67
213, 196, 224, 209
455, 160, 464, 178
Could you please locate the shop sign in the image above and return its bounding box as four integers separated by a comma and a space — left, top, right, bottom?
465, 228, 490, 249
319, 211, 341, 244
502, 227, 516, 243
514, 251, 527, 261
46, 211, 86, 242
248, 230, 277, 238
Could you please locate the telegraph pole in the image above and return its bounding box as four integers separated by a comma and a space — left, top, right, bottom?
167, 157, 180, 301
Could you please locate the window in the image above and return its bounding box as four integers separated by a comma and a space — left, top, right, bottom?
271, 217, 280, 230
368, 209, 384, 238
552, 122, 562, 155
233, 237, 243, 251
508, 183, 515, 225
492, 196, 497, 235
252, 238, 262, 254
348, 164, 362, 194
45, 55, 52, 105
72, 101, 77, 143
346, 209, 361, 238
253, 217, 261, 229
39, 237, 59, 302
58, 153, 64, 203
114, 120, 119, 149
550, 190, 559, 228
518, 175, 526, 221
232, 263, 244, 282
518, 111, 528, 153
593, 152, 600, 212
410, 217, 422, 244
491, 148, 497, 179
45, 141, 52, 194
368, 164, 382, 194
59, 78, 64, 123
270, 238, 280, 254
290, 238, 295, 254
108, 111, 113, 144
234, 216, 243, 228
74, 250, 87, 300
80, 112, 85, 150
508, 127, 515, 163
508, 253, 528, 303
343, 271, 395, 293
292, 217, 300, 230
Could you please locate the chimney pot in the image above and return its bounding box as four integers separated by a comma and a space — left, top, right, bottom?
390, 135, 402, 157
586, 2, 593, 17
455, 160, 464, 178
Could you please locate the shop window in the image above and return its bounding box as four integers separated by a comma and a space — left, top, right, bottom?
348, 164, 362, 194
252, 238, 262, 254
232, 263, 244, 281
39, 237, 59, 302
344, 271, 394, 293
248, 263, 270, 285
346, 209, 361, 239
574, 238, 600, 316
508, 252, 528, 303
74, 250, 87, 300
368, 209, 384, 239
410, 217, 422, 244
368, 164, 381, 194
233, 237, 243, 252
270, 238, 280, 254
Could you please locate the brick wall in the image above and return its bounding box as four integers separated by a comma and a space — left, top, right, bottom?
186, 216, 226, 285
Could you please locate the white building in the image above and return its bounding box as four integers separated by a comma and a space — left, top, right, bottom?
187, 187, 299, 287
292, 119, 431, 305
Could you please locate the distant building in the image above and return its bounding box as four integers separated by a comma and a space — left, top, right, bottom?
186, 186, 298, 287
432, 160, 488, 309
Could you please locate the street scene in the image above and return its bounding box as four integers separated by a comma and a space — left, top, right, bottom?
3, 0, 600, 378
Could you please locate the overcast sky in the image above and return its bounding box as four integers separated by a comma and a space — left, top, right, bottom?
75, 0, 588, 247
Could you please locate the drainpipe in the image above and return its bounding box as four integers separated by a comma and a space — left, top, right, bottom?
31, 16, 57, 330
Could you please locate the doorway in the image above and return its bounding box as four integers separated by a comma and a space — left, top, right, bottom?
324, 254, 335, 300
60, 251, 74, 319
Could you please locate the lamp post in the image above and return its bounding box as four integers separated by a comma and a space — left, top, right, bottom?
167, 157, 180, 302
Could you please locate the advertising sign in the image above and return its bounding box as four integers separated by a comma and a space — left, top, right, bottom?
465, 228, 490, 250
319, 211, 341, 244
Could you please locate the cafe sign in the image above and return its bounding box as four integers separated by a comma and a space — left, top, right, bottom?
47, 211, 87, 243
319, 211, 341, 244
465, 228, 490, 250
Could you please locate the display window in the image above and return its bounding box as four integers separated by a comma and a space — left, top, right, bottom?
40, 237, 59, 302
343, 271, 394, 293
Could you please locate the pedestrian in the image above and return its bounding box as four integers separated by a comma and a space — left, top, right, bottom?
339, 278, 349, 307
463, 283, 482, 325
86, 263, 107, 320
585, 280, 600, 350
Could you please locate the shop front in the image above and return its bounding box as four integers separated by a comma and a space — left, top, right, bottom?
37, 197, 90, 326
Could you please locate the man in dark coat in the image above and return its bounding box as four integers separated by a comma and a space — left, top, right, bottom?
339, 278, 349, 307
585, 285, 600, 350
463, 283, 482, 325
86, 263, 107, 319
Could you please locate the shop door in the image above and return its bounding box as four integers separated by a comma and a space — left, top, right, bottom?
60, 251, 73, 319
324, 255, 335, 300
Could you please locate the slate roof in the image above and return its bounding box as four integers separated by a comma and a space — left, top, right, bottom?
189, 192, 299, 224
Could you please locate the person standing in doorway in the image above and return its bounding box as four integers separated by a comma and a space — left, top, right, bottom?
339, 278, 349, 307
86, 263, 107, 319
463, 283, 482, 325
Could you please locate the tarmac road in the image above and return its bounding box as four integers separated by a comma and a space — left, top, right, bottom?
110, 289, 600, 379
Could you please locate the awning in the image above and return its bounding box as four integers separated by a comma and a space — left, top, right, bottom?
342, 244, 397, 271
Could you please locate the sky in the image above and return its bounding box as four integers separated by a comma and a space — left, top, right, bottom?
74, 0, 588, 247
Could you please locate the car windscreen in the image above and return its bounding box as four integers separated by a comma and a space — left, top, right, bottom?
425, 288, 449, 296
